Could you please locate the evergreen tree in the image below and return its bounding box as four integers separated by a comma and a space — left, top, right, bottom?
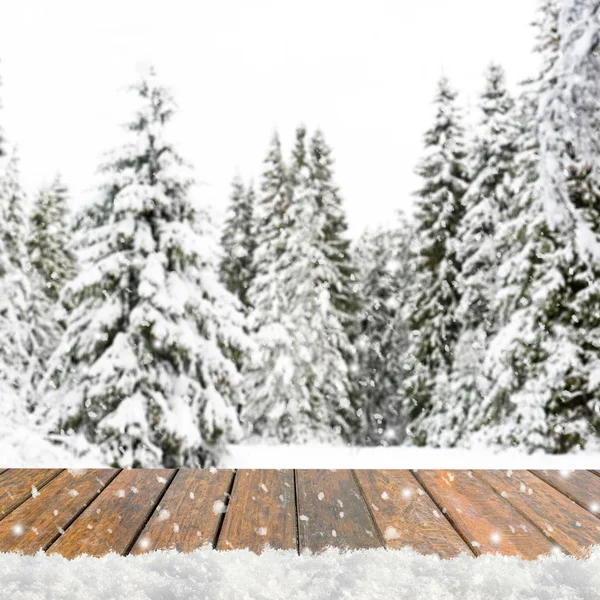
28, 176, 77, 303
354, 218, 412, 445
40, 69, 248, 467
0, 151, 34, 419
470, 0, 600, 451
443, 64, 519, 446
220, 175, 256, 308
401, 78, 470, 445
308, 130, 358, 326
25, 177, 78, 398
243, 127, 354, 442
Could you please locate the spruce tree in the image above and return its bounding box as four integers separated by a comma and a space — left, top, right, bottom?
355, 218, 412, 445
401, 78, 470, 445
0, 151, 35, 419
471, 0, 600, 451
41, 69, 248, 467
28, 176, 77, 303
308, 130, 358, 325
243, 127, 354, 442
25, 177, 77, 398
220, 175, 256, 308
445, 64, 519, 446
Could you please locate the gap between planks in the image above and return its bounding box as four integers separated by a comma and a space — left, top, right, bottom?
123, 469, 179, 556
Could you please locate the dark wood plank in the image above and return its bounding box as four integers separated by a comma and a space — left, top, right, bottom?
531, 470, 600, 515
0, 469, 62, 519
47, 469, 174, 558
132, 469, 234, 554
296, 470, 382, 553
217, 470, 296, 553
0, 469, 118, 554
355, 470, 473, 557
478, 470, 600, 558
415, 470, 554, 559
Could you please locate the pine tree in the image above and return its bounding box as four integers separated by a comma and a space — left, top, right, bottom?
444, 64, 520, 445
402, 78, 470, 445
308, 130, 358, 326
243, 127, 354, 442
0, 151, 35, 419
354, 217, 412, 445
40, 69, 248, 467
470, 0, 600, 452
25, 177, 78, 399
220, 175, 256, 308
28, 176, 77, 303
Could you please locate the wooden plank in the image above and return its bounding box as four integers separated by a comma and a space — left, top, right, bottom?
354, 470, 473, 557
415, 470, 553, 559
217, 470, 296, 553
47, 469, 174, 558
531, 470, 600, 515
296, 470, 382, 553
477, 470, 600, 558
132, 469, 234, 554
0, 469, 62, 519
0, 469, 118, 554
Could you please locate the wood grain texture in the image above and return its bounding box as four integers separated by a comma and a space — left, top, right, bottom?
531, 470, 600, 516
416, 470, 554, 559
132, 469, 234, 554
217, 470, 296, 553
355, 470, 473, 557
0, 469, 117, 554
477, 470, 600, 558
47, 469, 173, 559
296, 470, 382, 553
0, 469, 62, 519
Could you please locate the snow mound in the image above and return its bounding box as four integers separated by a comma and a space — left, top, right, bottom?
0, 547, 598, 600
0, 424, 104, 468
222, 443, 600, 469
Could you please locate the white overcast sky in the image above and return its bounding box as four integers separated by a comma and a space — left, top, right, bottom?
0, 0, 539, 236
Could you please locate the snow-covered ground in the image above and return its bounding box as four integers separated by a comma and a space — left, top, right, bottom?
0, 546, 598, 600
0, 425, 104, 468
222, 443, 600, 469
2, 430, 600, 469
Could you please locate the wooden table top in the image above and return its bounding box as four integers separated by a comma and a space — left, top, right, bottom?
0, 469, 599, 560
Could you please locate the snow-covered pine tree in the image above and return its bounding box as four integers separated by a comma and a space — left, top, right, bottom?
0, 150, 35, 419
220, 175, 256, 308
470, 0, 600, 452
25, 176, 78, 399
41, 69, 248, 467
308, 129, 359, 327
354, 217, 413, 446
402, 78, 470, 446
440, 64, 520, 446
243, 127, 354, 442
28, 176, 77, 303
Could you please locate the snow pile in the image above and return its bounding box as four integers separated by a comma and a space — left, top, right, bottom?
0, 424, 104, 468
0, 547, 598, 600
222, 443, 600, 469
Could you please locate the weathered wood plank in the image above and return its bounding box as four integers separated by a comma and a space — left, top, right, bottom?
217, 470, 296, 553
0, 469, 62, 519
355, 470, 473, 557
0, 469, 118, 554
415, 470, 553, 559
132, 469, 234, 554
531, 470, 600, 515
47, 469, 174, 558
477, 470, 600, 558
296, 470, 382, 553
